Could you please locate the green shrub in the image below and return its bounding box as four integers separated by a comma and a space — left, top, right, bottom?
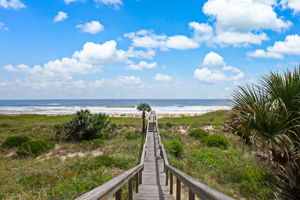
168, 140, 184, 158
205, 134, 229, 149
55, 109, 117, 142
0, 123, 12, 127
1, 135, 31, 148
189, 129, 209, 140
16, 140, 55, 158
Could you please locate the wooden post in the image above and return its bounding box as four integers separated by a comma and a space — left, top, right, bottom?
166, 169, 169, 185
135, 174, 139, 193
128, 179, 133, 200
176, 178, 181, 200
188, 190, 195, 200
170, 173, 173, 194
139, 170, 142, 184
116, 188, 122, 200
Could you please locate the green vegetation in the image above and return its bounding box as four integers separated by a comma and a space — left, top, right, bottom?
160, 110, 273, 200
1, 135, 31, 148
136, 103, 151, 133
0, 114, 141, 200
166, 139, 184, 158
226, 67, 300, 199
189, 129, 209, 140
16, 140, 55, 158
205, 134, 229, 149
55, 109, 116, 141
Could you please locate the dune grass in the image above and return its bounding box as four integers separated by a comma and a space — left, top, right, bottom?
0, 111, 274, 199
160, 110, 274, 200
0, 114, 142, 200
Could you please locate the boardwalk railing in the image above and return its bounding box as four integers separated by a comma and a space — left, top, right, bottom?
155, 113, 235, 200
75, 115, 151, 200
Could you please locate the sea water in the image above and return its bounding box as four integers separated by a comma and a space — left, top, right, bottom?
0, 99, 232, 115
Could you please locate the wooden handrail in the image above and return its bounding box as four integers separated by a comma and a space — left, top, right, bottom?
155, 114, 236, 200
75, 114, 151, 200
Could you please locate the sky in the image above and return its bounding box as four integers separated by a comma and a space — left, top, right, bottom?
0, 0, 299, 99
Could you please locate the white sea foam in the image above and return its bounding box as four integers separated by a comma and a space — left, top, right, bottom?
0, 106, 231, 115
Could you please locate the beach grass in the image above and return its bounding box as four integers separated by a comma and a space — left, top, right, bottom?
0, 111, 273, 199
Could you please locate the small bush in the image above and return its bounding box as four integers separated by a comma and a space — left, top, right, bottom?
16, 140, 55, 158
205, 134, 229, 149
55, 110, 117, 142
0, 123, 12, 127
1, 135, 31, 148
168, 140, 184, 158
189, 129, 209, 140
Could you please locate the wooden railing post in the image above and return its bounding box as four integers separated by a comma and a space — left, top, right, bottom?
116, 188, 122, 200
139, 170, 142, 184
170, 173, 173, 194
166, 169, 169, 185
176, 178, 181, 200
135, 174, 139, 193
128, 179, 133, 200
189, 190, 195, 200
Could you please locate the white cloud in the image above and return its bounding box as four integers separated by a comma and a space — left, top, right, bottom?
202, 52, 225, 68
3, 64, 18, 72
53, 11, 68, 22
127, 61, 157, 70
76, 21, 104, 34
0, 80, 9, 87
94, 0, 123, 8
73, 41, 127, 64
248, 34, 300, 59
166, 35, 199, 50
0, 0, 25, 9
153, 74, 173, 82
125, 30, 200, 51
124, 47, 155, 59
189, 22, 214, 42
202, 0, 291, 45
281, 0, 300, 13
194, 52, 244, 83
0, 22, 9, 31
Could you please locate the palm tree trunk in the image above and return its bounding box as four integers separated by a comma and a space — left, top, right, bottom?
142, 111, 145, 133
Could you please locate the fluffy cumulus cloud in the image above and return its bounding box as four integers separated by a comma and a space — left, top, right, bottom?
127, 61, 157, 70
76, 21, 104, 34
2, 40, 156, 90
153, 74, 173, 82
53, 11, 68, 22
0, 0, 25, 9
0, 22, 9, 31
281, 0, 300, 13
73, 41, 127, 64
202, 0, 291, 46
124, 29, 201, 51
248, 34, 300, 59
194, 52, 244, 83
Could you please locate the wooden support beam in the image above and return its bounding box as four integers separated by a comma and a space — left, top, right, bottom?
189, 190, 195, 200
116, 188, 122, 200
176, 178, 181, 200
128, 179, 133, 200
170, 173, 173, 194
166, 169, 169, 185
135, 174, 139, 193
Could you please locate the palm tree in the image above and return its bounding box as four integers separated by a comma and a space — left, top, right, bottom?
137, 103, 152, 133
226, 67, 300, 199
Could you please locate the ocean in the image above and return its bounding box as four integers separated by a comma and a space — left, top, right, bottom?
0, 99, 232, 115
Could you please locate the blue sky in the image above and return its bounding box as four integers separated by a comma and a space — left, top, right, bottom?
0, 0, 299, 99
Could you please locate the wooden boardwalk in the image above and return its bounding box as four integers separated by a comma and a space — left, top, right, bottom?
134, 114, 174, 200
